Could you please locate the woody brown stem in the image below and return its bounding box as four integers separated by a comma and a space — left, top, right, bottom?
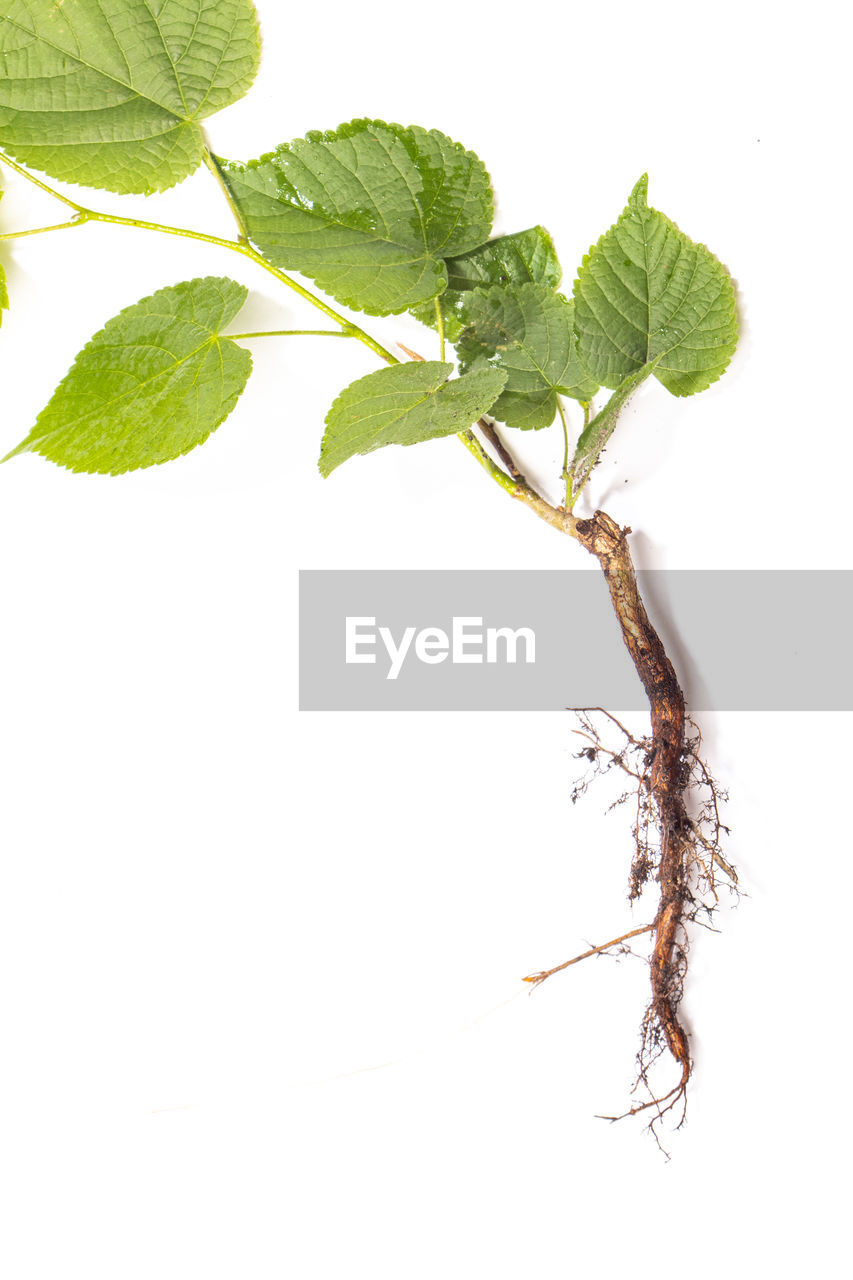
475, 418, 527, 483
462, 423, 700, 1115
573, 510, 692, 1104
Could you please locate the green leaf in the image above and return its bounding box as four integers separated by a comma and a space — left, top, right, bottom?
568, 363, 656, 499
456, 283, 598, 430
573, 175, 738, 396
319, 361, 506, 477
3, 277, 252, 473
445, 226, 561, 294
0, 0, 261, 194
220, 119, 494, 316
412, 225, 561, 341
0, 174, 8, 319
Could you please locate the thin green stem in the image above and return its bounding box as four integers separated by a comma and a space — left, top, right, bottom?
557, 397, 572, 509
460, 428, 577, 537
226, 328, 353, 340
0, 150, 398, 367
0, 152, 87, 212
0, 214, 89, 240
562, 400, 596, 512
0, 150, 568, 531
86, 207, 249, 250
434, 297, 446, 362
567, 401, 594, 512
458, 429, 520, 499
202, 144, 250, 245
241, 249, 398, 363
95, 212, 398, 363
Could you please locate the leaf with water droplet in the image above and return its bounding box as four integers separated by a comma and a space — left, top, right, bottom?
411, 226, 562, 340
221, 119, 493, 316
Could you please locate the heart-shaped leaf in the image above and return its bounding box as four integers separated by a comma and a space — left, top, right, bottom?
3, 277, 252, 473
573, 175, 738, 396
221, 120, 493, 316
0, 0, 261, 193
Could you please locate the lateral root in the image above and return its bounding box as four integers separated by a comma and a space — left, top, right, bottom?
529, 707, 737, 1147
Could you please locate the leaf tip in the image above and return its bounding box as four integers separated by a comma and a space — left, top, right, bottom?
0, 440, 28, 466
317, 434, 339, 479
629, 174, 649, 210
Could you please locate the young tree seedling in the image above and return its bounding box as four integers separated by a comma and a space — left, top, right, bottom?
0, 0, 740, 1143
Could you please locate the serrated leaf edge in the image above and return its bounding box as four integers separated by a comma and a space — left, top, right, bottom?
319, 361, 507, 477
0, 4, 262, 194
1, 275, 250, 471
574, 175, 738, 396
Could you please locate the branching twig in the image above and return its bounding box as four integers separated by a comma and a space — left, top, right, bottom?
524, 923, 654, 987
476, 418, 527, 484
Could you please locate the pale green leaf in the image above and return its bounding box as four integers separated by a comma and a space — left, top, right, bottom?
0, 0, 260, 194
220, 119, 493, 316
568, 363, 656, 499
456, 283, 597, 430
0, 174, 7, 318
573, 175, 738, 396
3, 276, 252, 473
412, 225, 561, 341
320, 361, 506, 477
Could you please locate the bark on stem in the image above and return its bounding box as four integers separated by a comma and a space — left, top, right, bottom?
462, 414, 696, 1106
573, 510, 692, 1102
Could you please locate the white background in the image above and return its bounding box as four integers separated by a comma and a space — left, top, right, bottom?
1, 1, 851, 1275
